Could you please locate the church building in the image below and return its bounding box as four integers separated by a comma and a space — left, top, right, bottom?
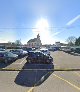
27, 34, 42, 48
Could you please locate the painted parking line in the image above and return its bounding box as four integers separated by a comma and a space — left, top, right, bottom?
13, 58, 26, 64
26, 71, 52, 92
53, 74, 80, 91
54, 63, 57, 65
27, 87, 34, 92
74, 72, 80, 77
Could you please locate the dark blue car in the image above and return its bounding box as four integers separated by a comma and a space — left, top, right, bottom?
26, 51, 53, 64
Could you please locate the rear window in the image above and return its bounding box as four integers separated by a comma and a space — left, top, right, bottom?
41, 50, 47, 52
28, 52, 35, 56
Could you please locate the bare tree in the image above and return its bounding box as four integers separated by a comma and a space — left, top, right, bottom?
75, 37, 80, 46
15, 40, 22, 46
66, 36, 76, 46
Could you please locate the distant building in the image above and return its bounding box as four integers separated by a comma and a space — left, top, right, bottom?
0, 42, 22, 49
55, 42, 61, 47
0, 43, 12, 48
27, 34, 42, 48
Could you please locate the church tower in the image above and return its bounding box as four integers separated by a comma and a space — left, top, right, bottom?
37, 34, 40, 39
37, 34, 42, 47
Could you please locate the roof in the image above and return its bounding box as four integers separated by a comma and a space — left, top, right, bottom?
40, 48, 48, 50
27, 38, 37, 43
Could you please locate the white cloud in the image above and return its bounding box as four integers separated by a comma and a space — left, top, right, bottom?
66, 15, 80, 26
51, 31, 62, 36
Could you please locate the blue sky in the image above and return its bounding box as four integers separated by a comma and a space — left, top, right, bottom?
0, 0, 80, 44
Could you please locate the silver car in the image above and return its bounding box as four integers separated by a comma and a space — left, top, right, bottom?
0, 51, 18, 63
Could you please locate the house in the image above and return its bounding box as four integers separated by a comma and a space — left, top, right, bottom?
27, 34, 42, 48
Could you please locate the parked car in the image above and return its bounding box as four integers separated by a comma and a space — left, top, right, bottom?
26, 51, 53, 64
61, 47, 72, 53
22, 47, 32, 52
64, 48, 72, 53
40, 48, 50, 55
0, 48, 5, 51
22, 50, 28, 56
0, 51, 18, 63
10, 49, 28, 57
74, 48, 80, 54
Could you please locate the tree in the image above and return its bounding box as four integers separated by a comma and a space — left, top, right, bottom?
14, 40, 22, 46
75, 37, 80, 46
66, 36, 76, 46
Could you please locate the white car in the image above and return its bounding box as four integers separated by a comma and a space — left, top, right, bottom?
22, 50, 28, 55
10, 49, 28, 57
40, 48, 50, 55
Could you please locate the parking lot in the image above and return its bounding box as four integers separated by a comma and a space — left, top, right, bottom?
0, 51, 80, 92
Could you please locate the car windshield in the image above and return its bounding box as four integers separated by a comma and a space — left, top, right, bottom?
0, 0, 80, 92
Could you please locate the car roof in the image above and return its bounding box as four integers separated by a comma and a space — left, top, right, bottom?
40, 48, 48, 50
0, 51, 7, 53
29, 50, 41, 53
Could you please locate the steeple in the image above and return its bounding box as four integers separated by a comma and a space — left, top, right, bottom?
37, 34, 40, 39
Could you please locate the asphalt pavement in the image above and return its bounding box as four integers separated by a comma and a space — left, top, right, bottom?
0, 51, 80, 92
